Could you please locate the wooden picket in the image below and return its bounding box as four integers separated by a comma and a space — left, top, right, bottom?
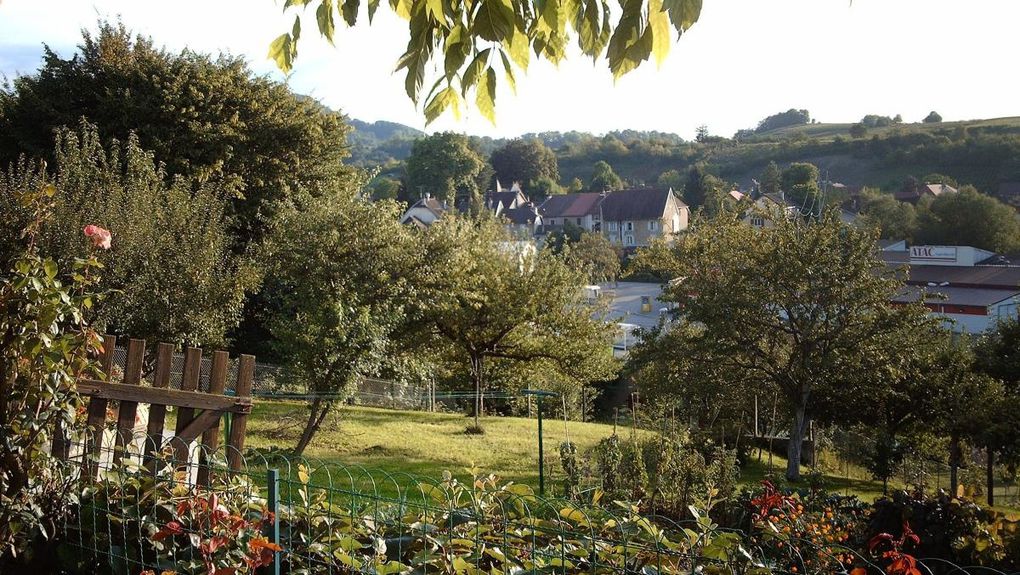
54, 335, 255, 483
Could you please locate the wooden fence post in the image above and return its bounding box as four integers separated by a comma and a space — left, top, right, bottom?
197, 351, 228, 486
173, 347, 203, 467
83, 335, 118, 479
143, 343, 174, 465
228, 355, 255, 471
112, 339, 146, 465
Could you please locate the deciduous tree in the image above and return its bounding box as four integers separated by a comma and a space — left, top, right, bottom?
0, 122, 257, 349
489, 138, 559, 193
857, 189, 918, 240
780, 162, 821, 212
589, 160, 622, 192
759, 161, 781, 196
564, 231, 622, 283
916, 186, 1020, 253
264, 188, 414, 455
409, 216, 618, 430
0, 21, 355, 248
404, 132, 487, 207
631, 210, 930, 481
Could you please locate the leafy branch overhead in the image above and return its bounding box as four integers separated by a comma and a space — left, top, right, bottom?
270, 0, 703, 124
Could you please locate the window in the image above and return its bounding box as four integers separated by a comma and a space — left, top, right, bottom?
548, 218, 557, 225
607, 222, 618, 231
751, 216, 765, 227
648, 220, 657, 231
625, 221, 633, 231
624, 235, 635, 246
576, 218, 582, 225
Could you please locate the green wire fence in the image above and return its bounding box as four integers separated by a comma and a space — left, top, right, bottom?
51, 429, 1016, 575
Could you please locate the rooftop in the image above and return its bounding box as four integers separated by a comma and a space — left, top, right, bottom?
600, 188, 684, 221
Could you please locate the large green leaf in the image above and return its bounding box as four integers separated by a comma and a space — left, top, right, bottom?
424, 85, 461, 124
662, 0, 702, 35
472, 0, 514, 42
341, 0, 361, 25
504, 26, 530, 71
460, 48, 491, 96
316, 0, 336, 45
395, 3, 434, 101
268, 33, 295, 73
648, 0, 670, 66
606, 0, 651, 79
498, 49, 517, 94
476, 66, 497, 125
445, 25, 470, 79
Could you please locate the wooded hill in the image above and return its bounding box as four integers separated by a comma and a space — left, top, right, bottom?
351, 116, 1020, 201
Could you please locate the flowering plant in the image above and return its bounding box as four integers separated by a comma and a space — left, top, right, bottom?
150, 491, 280, 575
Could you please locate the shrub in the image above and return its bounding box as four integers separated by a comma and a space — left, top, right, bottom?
869, 490, 1020, 570
0, 183, 105, 569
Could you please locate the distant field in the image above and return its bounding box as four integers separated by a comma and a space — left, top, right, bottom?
237, 401, 1020, 513
757, 116, 1020, 141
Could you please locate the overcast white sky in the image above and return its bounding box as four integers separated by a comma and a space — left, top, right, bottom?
1, 0, 1018, 139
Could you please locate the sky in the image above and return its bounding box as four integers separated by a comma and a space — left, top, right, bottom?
1, 0, 1018, 140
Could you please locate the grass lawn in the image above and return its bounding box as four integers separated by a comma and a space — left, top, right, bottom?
240, 400, 1018, 513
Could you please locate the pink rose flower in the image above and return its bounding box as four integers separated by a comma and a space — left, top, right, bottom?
83, 225, 112, 250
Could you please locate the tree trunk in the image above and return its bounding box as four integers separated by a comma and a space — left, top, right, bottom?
987, 448, 995, 507
470, 354, 484, 430
294, 396, 330, 456
949, 433, 961, 497
786, 401, 808, 482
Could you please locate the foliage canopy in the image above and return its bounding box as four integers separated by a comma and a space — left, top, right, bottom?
271, 0, 704, 124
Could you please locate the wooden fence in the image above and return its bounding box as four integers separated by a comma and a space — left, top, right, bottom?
51, 335, 255, 483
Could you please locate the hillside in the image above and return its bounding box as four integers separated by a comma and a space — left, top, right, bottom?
348, 116, 1020, 202
347, 119, 424, 166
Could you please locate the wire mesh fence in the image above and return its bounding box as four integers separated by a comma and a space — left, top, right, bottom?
52, 429, 1019, 575
108, 345, 435, 408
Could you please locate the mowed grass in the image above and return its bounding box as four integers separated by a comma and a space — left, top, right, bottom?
240, 401, 1018, 512
244, 400, 648, 489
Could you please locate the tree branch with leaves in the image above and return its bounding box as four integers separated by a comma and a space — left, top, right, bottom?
269, 0, 704, 124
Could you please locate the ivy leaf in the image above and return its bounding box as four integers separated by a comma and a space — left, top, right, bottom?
268, 33, 295, 73
292, 14, 302, 43
367, 0, 381, 22
476, 66, 497, 125
316, 0, 336, 45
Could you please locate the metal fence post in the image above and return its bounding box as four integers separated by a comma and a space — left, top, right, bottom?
266, 468, 281, 575
537, 396, 545, 496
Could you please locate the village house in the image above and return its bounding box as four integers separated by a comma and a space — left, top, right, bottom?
537, 192, 603, 233
599, 188, 689, 247
894, 182, 958, 204
399, 194, 447, 228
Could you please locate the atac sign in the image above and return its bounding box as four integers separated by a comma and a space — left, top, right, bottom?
910, 245, 958, 263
